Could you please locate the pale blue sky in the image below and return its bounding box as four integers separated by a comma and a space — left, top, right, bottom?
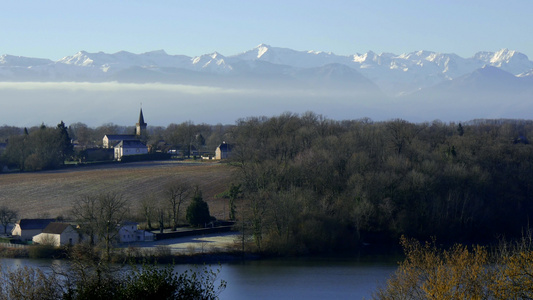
1, 0, 532, 60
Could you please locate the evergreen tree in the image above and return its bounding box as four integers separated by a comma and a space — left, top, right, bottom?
57, 121, 74, 163
186, 187, 211, 227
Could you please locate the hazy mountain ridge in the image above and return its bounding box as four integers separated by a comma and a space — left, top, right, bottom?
1, 44, 532, 97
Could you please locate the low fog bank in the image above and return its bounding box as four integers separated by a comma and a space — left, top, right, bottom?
0, 82, 530, 127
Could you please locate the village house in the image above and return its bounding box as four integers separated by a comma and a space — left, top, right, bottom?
32, 222, 81, 246
114, 140, 149, 161
102, 134, 137, 149
215, 142, 233, 159
12, 219, 55, 241
118, 221, 154, 243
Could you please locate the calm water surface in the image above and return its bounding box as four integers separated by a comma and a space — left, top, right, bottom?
0, 255, 398, 299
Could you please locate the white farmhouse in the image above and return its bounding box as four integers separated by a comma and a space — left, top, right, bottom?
114, 140, 149, 161
118, 222, 154, 243
32, 222, 80, 247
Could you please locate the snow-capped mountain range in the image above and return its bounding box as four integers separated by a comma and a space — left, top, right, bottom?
1, 44, 533, 97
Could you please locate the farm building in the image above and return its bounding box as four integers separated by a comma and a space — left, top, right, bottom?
32, 222, 81, 246
12, 219, 55, 241
118, 221, 154, 243
215, 142, 233, 159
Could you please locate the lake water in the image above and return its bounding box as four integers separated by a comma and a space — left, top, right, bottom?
0, 255, 397, 299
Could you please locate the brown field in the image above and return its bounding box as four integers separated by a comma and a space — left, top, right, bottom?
0, 161, 236, 220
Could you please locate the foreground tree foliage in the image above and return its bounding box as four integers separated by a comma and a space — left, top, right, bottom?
373, 235, 533, 299
229, 113, 533, 253
0, 254, 226, 300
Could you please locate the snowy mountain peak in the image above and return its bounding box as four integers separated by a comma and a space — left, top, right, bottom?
210, 52, 224, 59
491, 48, 515, 63
307, 50, 331, 55
191, 52, 231, 73
58, 51, 95, 66
255, 44, 271, 58
1, 45, 532, 97
352, 51, 377, 63
482, 49, 533, 74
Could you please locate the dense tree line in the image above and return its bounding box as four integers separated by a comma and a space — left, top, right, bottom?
227, 112, 533, 253
1, 122, 73, 171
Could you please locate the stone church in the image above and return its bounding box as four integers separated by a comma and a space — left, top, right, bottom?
102, 108, 149, 161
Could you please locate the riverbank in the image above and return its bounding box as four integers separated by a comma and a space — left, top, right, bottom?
0, 228, 403, 264
0, 230, 261, 264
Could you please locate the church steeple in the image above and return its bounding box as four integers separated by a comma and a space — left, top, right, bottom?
136, 108, 147, 136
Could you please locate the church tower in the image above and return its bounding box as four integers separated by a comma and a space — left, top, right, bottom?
136, 108, 147, 137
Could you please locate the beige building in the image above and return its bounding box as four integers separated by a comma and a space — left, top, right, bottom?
215, 142, 233, 159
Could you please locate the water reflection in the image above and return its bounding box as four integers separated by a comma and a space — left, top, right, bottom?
0, 255, 397, 300
218, 256, 397, 300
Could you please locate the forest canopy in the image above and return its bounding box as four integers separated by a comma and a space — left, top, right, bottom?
227, 113, 533, 253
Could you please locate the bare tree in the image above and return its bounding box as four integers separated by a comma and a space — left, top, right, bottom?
0, 206, 17, 235
165, 182, 191, 231
139, 196, 157, 230
71, 195, 98, 245
71, 192, 128, 260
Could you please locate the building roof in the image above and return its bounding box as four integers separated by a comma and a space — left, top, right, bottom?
217, 142, 233, 152
104, 134, 137, 141
115, 140, 148, 148
17, 219, 55, 230
42, 222, 72, 234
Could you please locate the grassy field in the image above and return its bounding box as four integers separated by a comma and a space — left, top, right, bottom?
0, 160, 236, 220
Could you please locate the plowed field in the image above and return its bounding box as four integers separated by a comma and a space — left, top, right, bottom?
0, 161, 235, 219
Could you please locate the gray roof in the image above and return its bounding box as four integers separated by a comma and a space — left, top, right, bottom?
42, 222, 72, 234
218, 142, 233, 152
104, 134, 137, 141
18, 219, 55, 230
